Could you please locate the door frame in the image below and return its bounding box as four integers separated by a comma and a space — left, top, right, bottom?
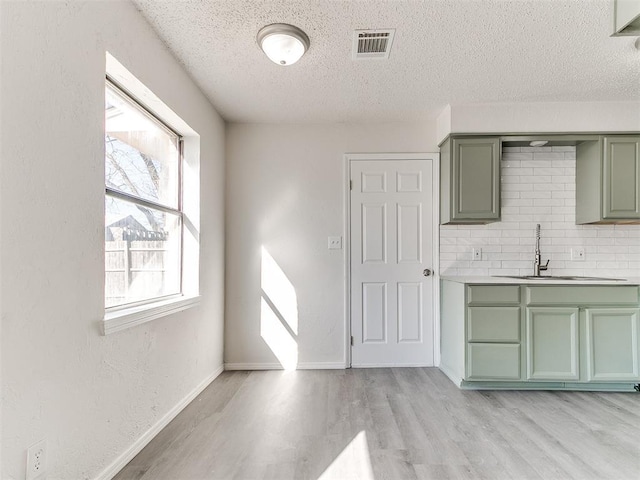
343, 153, 441, 368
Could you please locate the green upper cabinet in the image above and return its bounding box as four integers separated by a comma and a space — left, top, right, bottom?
440, 137, 500, 224
576, 135, 640, 224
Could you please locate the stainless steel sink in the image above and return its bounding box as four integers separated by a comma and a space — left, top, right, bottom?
496, 275, 626, 281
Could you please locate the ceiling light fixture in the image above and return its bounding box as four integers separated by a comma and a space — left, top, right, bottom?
257, 23, 310, 66
529, 140, 549, 147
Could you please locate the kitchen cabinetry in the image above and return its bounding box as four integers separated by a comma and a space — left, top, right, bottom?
526, 307, 579, 380
464, 285, 521, 380
440, 280, 640, 391
585, 308, 639, 381
440, 137, 500, 224
576, 135, 640, 224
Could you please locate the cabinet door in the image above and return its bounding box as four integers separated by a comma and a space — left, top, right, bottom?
451, 138, 500, 222
467, 343, 521, 380
467, 306, 520, 342
585, 308, 640, 381
526, 307, 580, 380
603, 136, 640, 220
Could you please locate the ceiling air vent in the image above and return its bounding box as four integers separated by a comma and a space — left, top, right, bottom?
352, 29, 395, 60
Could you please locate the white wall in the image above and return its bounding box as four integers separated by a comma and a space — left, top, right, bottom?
0, 2, 225, 479
441, 146, 640, 278
225, 122, 437, 368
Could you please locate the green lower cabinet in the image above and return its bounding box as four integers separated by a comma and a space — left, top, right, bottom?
441, 280, 640, 390
467, 344, 521, 380
467, 306, 520, 342
585, 308, 640, 381
526, 307, 580, 381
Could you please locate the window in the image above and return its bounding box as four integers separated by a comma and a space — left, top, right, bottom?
104, 80, 183, 309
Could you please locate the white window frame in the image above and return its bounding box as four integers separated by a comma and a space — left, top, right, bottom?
102, 53, 200, 335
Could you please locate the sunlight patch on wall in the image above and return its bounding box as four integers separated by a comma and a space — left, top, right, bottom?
260, 246, 298, 370
318, 431, 374, 480
261, 247, 298, 334
260, 297, 298, 370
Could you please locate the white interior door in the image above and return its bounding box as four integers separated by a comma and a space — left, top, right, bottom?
350, 158, 434, 367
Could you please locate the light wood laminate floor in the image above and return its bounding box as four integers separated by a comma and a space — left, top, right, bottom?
115, 368, 640, 480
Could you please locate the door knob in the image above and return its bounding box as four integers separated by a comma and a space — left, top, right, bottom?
423, 268, 432, 277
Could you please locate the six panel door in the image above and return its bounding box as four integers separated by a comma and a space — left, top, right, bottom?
350, 159, 434, 367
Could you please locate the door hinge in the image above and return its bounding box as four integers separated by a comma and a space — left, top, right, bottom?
349, 180, 353, 190
350, 335, 354, 346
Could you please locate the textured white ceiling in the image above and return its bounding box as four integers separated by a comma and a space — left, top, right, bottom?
132, 0, 640, 124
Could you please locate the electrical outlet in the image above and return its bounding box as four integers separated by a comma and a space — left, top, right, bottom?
571, 247, 586, 261
26, 439, 47, 480
472, 247, 482, 261
328, 236, 342, 250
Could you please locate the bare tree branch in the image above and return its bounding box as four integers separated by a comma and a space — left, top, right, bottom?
106, 139, 160, 230
140, 152, 160, 192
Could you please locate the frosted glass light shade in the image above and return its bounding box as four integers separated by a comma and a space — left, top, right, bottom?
257, 24, 310, 66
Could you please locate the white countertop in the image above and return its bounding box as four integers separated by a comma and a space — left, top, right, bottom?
440, 275, 640, 285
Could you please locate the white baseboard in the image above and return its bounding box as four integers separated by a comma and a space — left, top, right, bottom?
298, 362, 346, 370
95, 365, 224, 480
224, 362, 283, 370
224, 362, 347, 371
351, 363, 434, 368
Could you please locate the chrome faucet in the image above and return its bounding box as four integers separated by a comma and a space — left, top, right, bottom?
534, 224, 549, 276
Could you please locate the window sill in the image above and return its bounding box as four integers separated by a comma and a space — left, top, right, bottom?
102, 295, 201, 335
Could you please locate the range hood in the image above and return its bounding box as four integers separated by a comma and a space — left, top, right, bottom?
612, 0, 640, 36
500, 134, 601, 147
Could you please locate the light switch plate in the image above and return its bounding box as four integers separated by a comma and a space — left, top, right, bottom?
26, 439, 47, 480
571, 247, 585, 261
472, 248, 482, 261
328, 236, 342, 250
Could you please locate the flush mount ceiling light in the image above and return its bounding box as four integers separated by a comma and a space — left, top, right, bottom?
530, 140, 549, 147
257, 23, 310, 66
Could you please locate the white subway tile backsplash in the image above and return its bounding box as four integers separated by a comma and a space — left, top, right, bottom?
615, 238, 640, 246
552, 190, 574, 198
533, 152, 566, 161
441, 229, 468, 238
521, 160, 553, 168
534, 168, 564, 176
527, 176, 553, 184
502, 191, 521, 199
521, 206, 552, 214
503, 153, 532, 161
502, 167, 534, 176
552, 175, 575, 184
505, 199, 534, 207
520, 193, 552, 201
503, 183, 534, 192
533, 198, 564, 207
440, 146, 640, 278
534, 183, 564, 191
523, 146, 553, 153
